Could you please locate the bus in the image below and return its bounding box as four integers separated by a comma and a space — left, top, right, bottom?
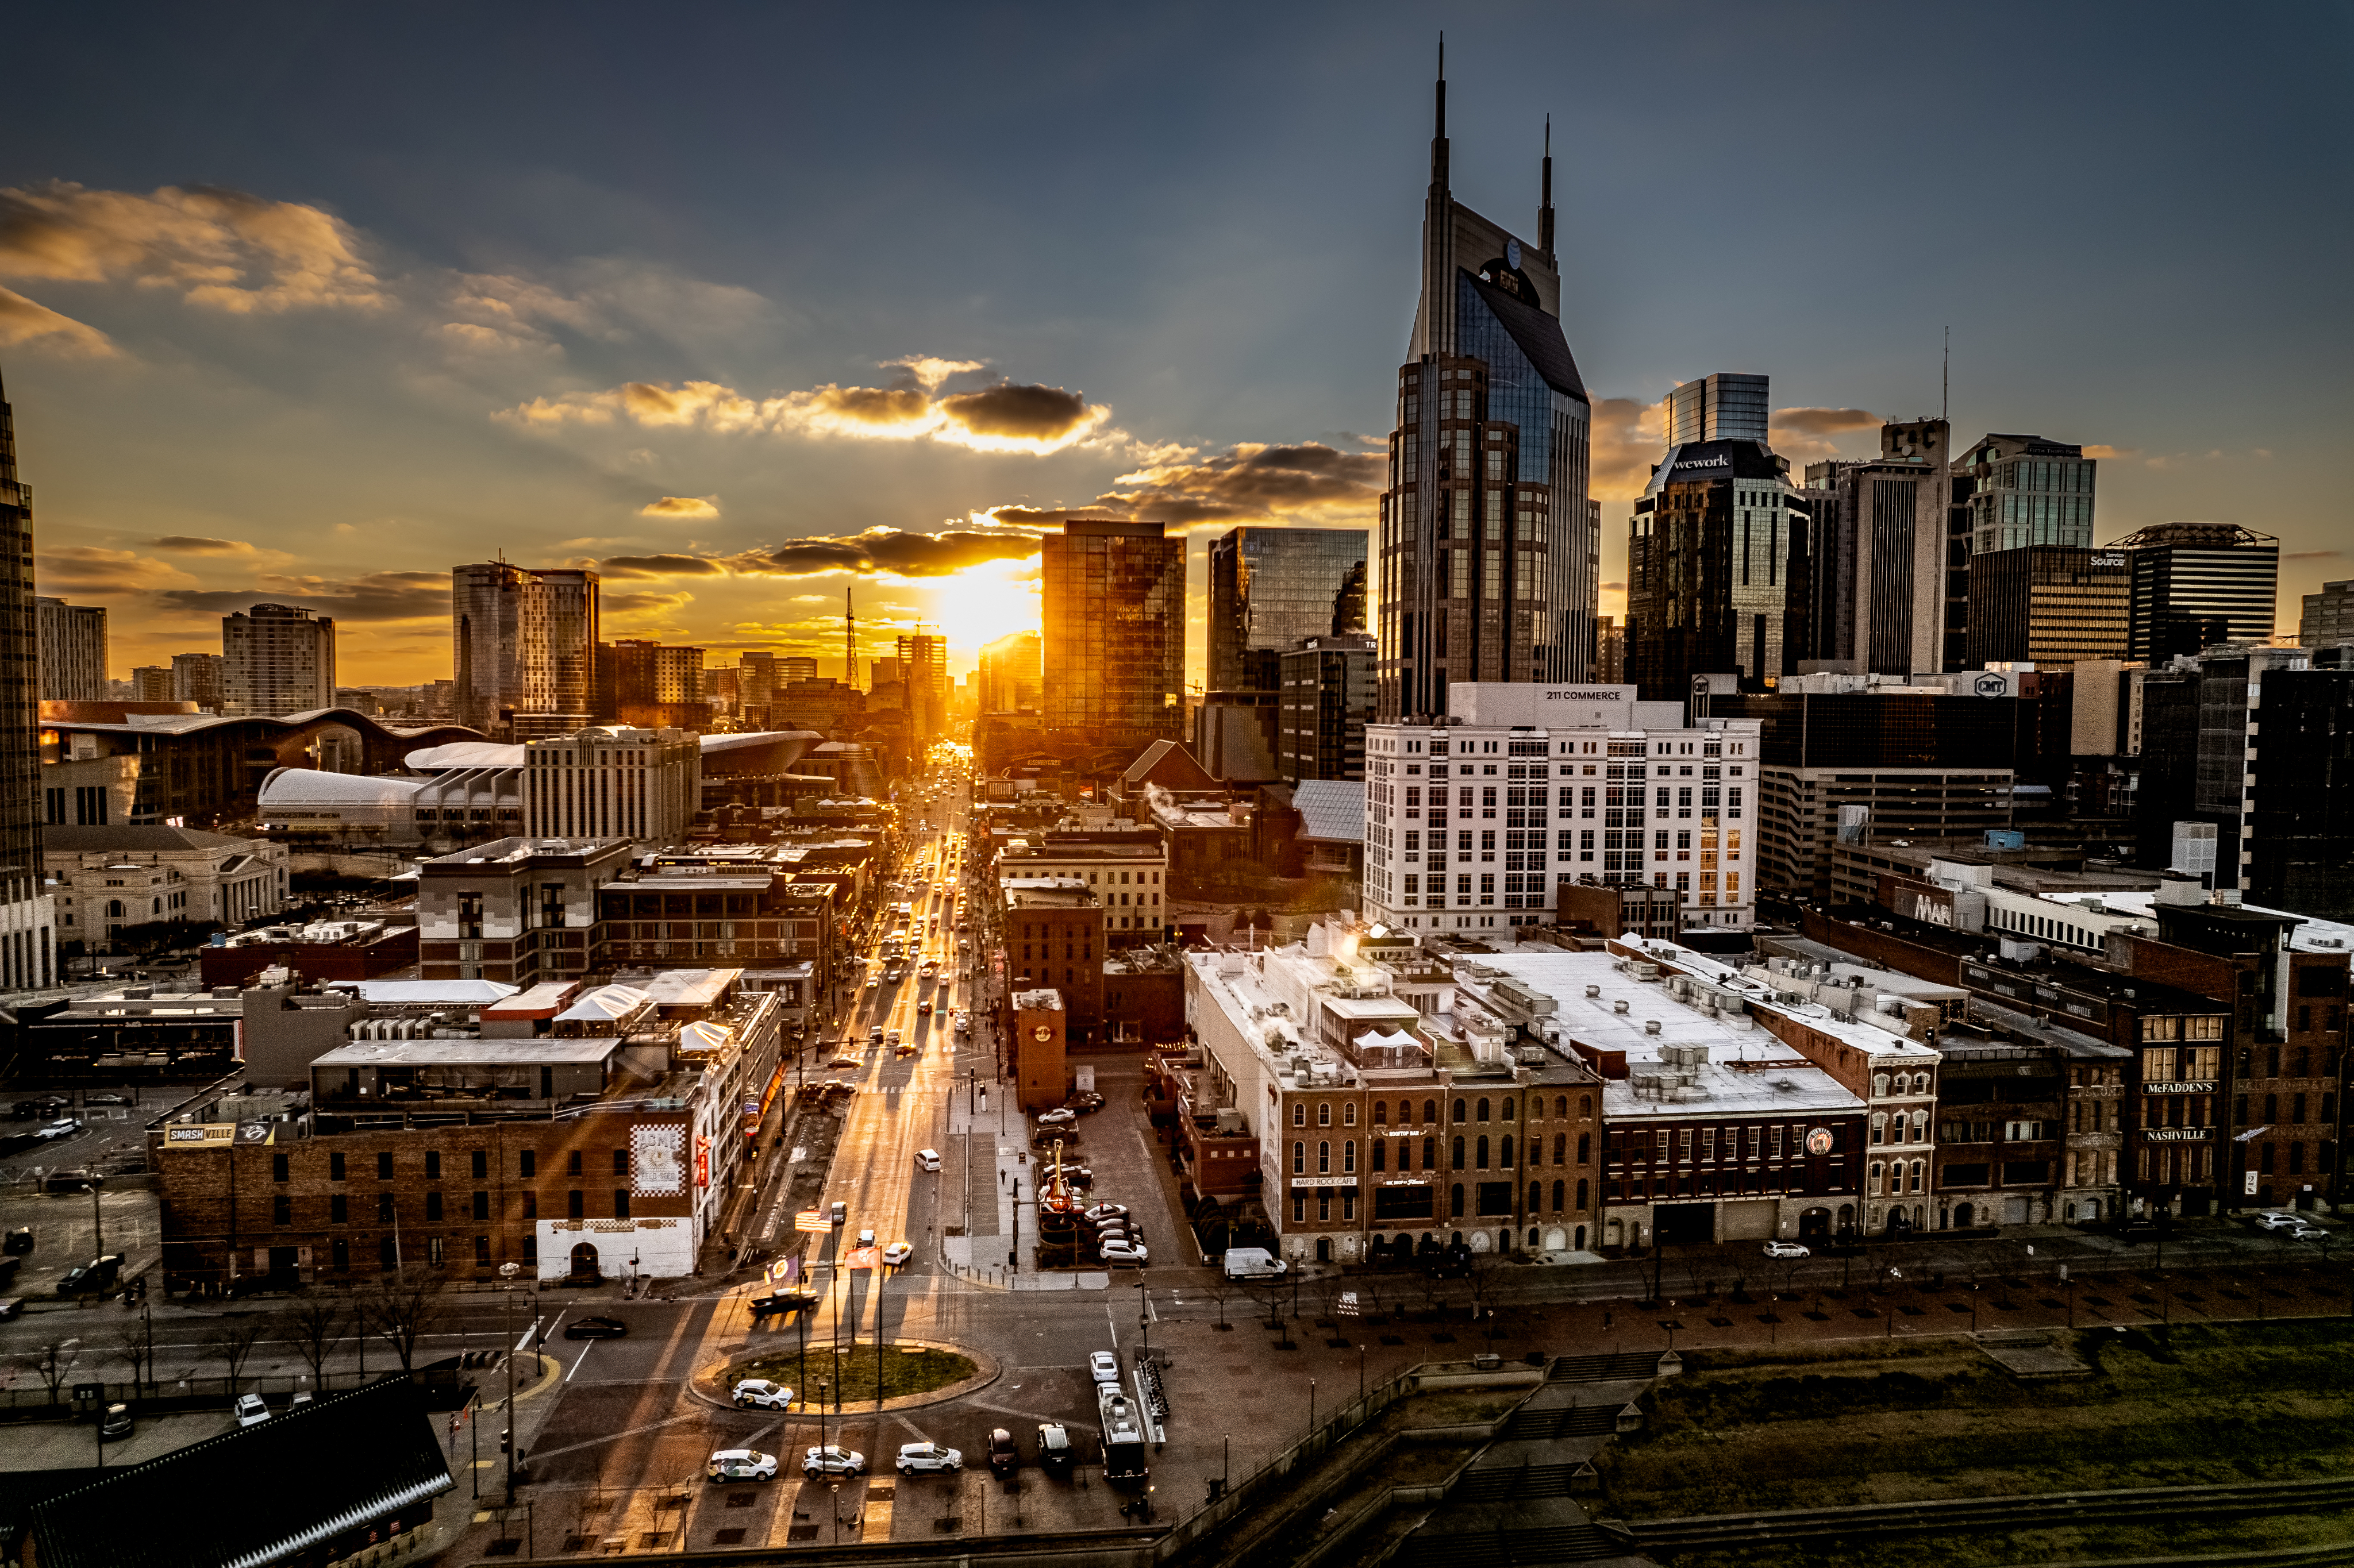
1097, 1382, 1149, 1485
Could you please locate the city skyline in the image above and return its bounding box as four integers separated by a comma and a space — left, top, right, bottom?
1, 6, 2343, 686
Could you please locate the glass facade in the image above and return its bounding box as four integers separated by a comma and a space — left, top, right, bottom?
1041, 520, 1185, 740
0, 379, 53, 988
452, 563, 601, 735
1663, 373, 1769, 446
1959, 436, 2098, 555
1207, 527, 1368, 692
1964, 545, 2131, 666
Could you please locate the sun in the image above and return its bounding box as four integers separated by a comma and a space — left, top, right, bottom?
915, 558, 1040, 669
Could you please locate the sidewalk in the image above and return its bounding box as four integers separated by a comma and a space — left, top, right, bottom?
938, 1076, 1111, 1292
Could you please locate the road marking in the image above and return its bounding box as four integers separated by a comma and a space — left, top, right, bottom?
525, 1409, 703, 1463
563, 1342, 592, 1384
516, 1316, 544, 1354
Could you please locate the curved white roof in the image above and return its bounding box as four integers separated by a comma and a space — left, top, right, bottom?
556, 983, 653, 1023
406, 741, 528, 772
259, 766, 424, 807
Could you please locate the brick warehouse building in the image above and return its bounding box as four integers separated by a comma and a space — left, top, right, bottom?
155, 976, 779, 1289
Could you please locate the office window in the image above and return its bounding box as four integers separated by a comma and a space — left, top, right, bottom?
329, 1152, 346, 1182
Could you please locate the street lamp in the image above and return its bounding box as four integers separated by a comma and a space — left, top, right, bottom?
499, 1261, 521, 1505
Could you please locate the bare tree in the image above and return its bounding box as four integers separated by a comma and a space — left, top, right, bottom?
98, 1326, 155, 1400
282, 1292, 352, 1392
28, 1342, 82, 1407
360, 1267, 447, 1372
208, 1315, 272, 1389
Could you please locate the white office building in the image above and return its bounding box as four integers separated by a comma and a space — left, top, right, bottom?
522, 726, 699, 846
1363, 682, 1761, 936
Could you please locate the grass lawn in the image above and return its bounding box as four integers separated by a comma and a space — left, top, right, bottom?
1597, 1318, 2354, 1529
732, 1344, 977, 1407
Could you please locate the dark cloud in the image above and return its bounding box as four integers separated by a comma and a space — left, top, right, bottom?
749, 527, 1042, 578
980, 441, 1382, 531
937, 383, 1096, 442
600, 553, 730, 579
2287, 549, 2341, 561
36, 545, 197, 594
148, 535, 259, 554
1772, 406, 1881, 436
154, 570, 448, 622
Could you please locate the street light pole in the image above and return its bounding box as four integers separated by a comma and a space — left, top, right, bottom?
501, 1262, 520, 1505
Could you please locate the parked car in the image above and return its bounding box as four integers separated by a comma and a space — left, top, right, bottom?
1036, 1422, 1074, 1471
803, 1445, 866, 1478
707, 1449, 779, 1482
56, 1254, 123, 1296
987, 1427, 1020, 1477
2, 1227, 31, 1256
748, 1291, 819, 1320
233, 1393, 270, 1428
1099, 1239, 1149, 1266
2252, 1211, 2306, 1231
86, 1092, 131, 1108
1083, 1204, 1129, 1226
565, 1316, 629, 1340
2286, 1223, 2329, 1242
1089, 1350, 1120, 1384
1059, 1166, 1095, 1191
882, 1242, 914, 1269
1064, 1091, 1106, 1114
914, 1149, 941, 1173
34, 1120, 82, 1142
1762, 1240, 1811, 1259
1035, 1108, 1077, 1128
895, 1442, 963, 1475
731, 1379, 795, 1410
0, 1299, 24, 1322
12, 1098, 66, 1120
98, 1403, 133, 1440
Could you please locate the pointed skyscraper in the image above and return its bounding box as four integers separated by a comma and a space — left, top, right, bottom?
0, 364, 57, 988
1378, 57, 1597, 721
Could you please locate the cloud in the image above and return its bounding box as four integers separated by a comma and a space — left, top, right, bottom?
2287, 549, 2341, 561
1771, 407, 1881, 437
593, 526, 1045, 584
36, 546, 200, 594
0, 180, 389, 317
1602, 581, 1626, 592
0, 284, 114, 356
2081, 444, 2137, 460
973, 441, 1383, 534
153, 570, 448, 622
498, 360, 1114, 454
639, 496, 718, 518
1588, 397, 1661, 502
147, 535, 263, 556
598, 553, 731, 579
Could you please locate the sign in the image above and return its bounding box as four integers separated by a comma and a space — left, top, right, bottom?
71, 1382, 103, 1403
1543, 689, 1624, 703
2143, 1081, 2215, 1095
695, 1136, 711, 1192
1804, 1128, 1833, 1157
1289, 1176, 1359, 1189
235, 1120, 274, 1146
162, 1124, 236, 1149
1671, 453, 1730, 472
631, 1126, 686, 1197
1337, 1290, 1360, 1318
2245, 1170, 2260, 1195
794, 1209, 832, 1234
2144, 1127, 2210, 1142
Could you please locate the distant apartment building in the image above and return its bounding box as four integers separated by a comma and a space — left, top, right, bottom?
170, 652, 224, 710
978, 631, 1043, 714
222, 602, 337, 716
2298, 580, 2354, 648
34, 596, 107, 701
594, 639, 707, 729
131, 665, 175, 703
897, 633, 948, 742
452, 562, 599, 738
1802, 420, 1952, 677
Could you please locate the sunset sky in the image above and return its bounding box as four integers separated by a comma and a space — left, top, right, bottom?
3, 5, 2344, 687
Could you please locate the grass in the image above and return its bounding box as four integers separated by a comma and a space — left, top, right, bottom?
1596, 1318, 2354, 1524
732, 1344, 977, 1407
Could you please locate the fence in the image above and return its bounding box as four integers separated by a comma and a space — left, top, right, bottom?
0, 1365, 468, 1419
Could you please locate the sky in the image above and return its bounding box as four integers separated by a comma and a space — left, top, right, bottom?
3, 2, 2347, 688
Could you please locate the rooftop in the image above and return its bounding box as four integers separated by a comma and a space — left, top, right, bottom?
2094, 889, 2354, 954
313, 1038, 626, 1068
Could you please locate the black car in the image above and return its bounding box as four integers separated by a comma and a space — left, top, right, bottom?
748, 1291, 820, 1319
56, 1254, 124, 1296
987, 1427, 1020, 1477
564, 1316, 629, 1340
1064, 1092, 1106, 1115
11, 1099, 66, 1120
3, 1226, 33, 1256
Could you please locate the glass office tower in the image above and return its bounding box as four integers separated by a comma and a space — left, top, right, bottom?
1207, 526, 1368, 692
1375, 67, 1596, 721
1041, 519, 1185, 742
0, 370, 55, 988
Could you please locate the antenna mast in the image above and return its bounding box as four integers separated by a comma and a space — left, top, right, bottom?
844, 583, 856, 687
1941, 326, 1950, 423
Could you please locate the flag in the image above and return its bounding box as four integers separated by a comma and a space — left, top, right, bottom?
1337, 1291, 1360, 1317
795, 1209, 830, 1234
845, 1246, 879, 1270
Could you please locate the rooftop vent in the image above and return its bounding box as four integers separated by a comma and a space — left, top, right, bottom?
1644, 1019, 1662, 1036
1584, 984, 1602, 999
1613, 999, 1630, 1015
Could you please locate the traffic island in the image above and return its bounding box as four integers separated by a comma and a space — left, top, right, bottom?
689, 1338, 998, 1416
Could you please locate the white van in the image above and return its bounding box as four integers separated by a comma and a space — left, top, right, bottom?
1222, 1247, 1286, 1281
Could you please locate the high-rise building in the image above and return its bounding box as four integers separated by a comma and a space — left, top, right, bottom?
130, 665, 174, 703
222, 602, 336, 716
171, 652, 223, 710
1802, 419, 1952, 676
1207, 527, 1368, 693
1594, 615, 1625, 683
1375, 71, 1597, 721
1964, 545, 2132, 667
868, 657, 901, 693
896, 633, 948, 742
1662, 373, 1769, 446
1276, 632, 1375, 782
779, 656, 818, 687
1040, 519, 1185, 742
2301, 580, 2354, 649
594, 640, 707, 729
0, 372, 56, 988
34, 597, 106, 702
2114, 523, 2280, 658
521, 726, 699, 846
1626, 438, 1802, 699
451, 563, 599, 739
978, 631, 1043, 714
736, 651, 779, 722
1957, 435, 2099, 554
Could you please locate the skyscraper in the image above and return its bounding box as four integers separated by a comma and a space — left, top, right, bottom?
0, 371, 56, 988
1375, 69, 1597, 721
897, 633, 948, 742
594, 639, 707, 728
1041, 519, 1184, 742
1626, 438, 1802, 698
1662, 373, 1770, 446
978, 631, 1043, 714
1801, 419, 1952, 676
2113, 522, 2280, 658
1206, 527, 1368, 692
170, 651, 224, 710
34, 597, 106, 702
451, 563, 599, 738
2300, 580, 2354, 648
1964, 545, 2132, 667
222, 602, 337, 716
1957, 434, 2099, 554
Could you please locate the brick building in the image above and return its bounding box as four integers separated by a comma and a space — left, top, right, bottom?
998, 878, 1104, 1047
1012, 988, 1068, 1112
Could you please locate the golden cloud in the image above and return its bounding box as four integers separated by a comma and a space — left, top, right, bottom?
640, 496, 719, 519
155, 571, 447, 623
594, 526, 1044, 583
0, 180, 389, 317
0, 284, 114, 356
147, 535, 263, 555
36, 546, 200, 594
498, 360, 1113, 454
972, 441, 1383, 535
2082, 444, 2136, 460
1771, 406, 1882, 437
1589, 397, 1662, 502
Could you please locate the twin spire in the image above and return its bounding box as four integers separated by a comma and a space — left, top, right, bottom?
1430, 38, 1556, 266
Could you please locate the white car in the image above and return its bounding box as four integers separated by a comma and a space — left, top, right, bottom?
1036, 1108, 1077, 1128
1089, 1350, 1120, 1384
1763, 1240, 1811, 1259
882, 1242, 914, 1268
731, 1378, 794, 1410
895, 1442, 963, 1475
233, 1393, 270, 1427
914, 1149, 941, 1173
1083, 1203, 1129, 1224
2286, 1223, 2329, 1243
1099, 1239, 1149, 1266
804, 1445, 866, 1478
856, 1227, 876, 1247
2252, 1211, 2306, 1231
34, 1120, 81, 1142
708, 1448, 779, 1482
